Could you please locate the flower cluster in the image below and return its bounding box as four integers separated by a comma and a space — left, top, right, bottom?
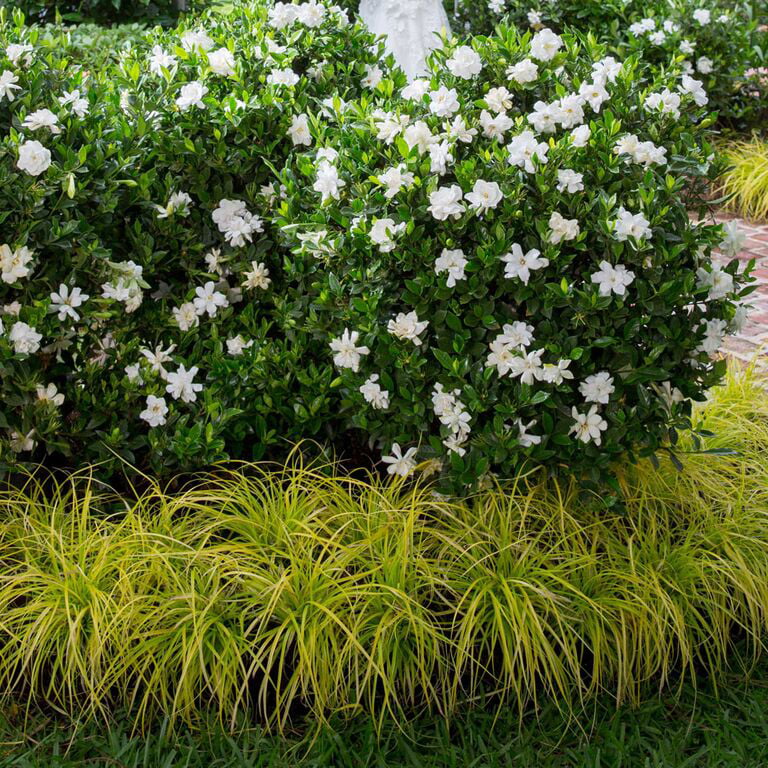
0, 2, 405, 475
281, 25, 750, 489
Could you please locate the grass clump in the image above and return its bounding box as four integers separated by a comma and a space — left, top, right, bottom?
0, 363, 766, 733
718, 138, 768, 221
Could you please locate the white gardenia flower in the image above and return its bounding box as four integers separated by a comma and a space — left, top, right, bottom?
486, 338, 519, 376
141, 342, 176, 378
592, 56, 622, 84
556, 169, 584, 193
570, 405, 608, 445
590, 261, 635, 296
527, 100, 562, 133
466, 179, 502, 215
613, 207, 652, 241
267, 68, 299, 86
570, 124, 591, 147
155, 191, 193, 218
9, 321, 42, 355
434, 248, 468, 287
361, 64, 383, 89
288, 113, 312, 146
429, 85, 460, 117
557, 94, 586, 128
698, 318, 727, 356
387, 311, 429, 345
499, 321, 535, 348
165, 364, 203, 403
719, 221, 745, 257
378, 165, 415, 199
36, 383, 64, 406
193, 281, 229, 317
644, 89, 681, 119
578, 81, 609, 112
375, 110, 410, 143
508, 349, 545, 385
680, 39, 695, 56
173, 302, 199, 331
180, 29, 213, 52
314, 160, 346, 202
268, 1, 298, 28
149, 45, 178, 75
446, 115, 477, 143
58, 89, 89, 117
6, 43, 33, 67
446, 45, 483, 79
49, 284, 88, 322
242, 261, 272, 290
21, 108, 61, 135
516, 419, 542, 447
381, 443, 418, 477
530, 28, 563, 62
679, 75, 708, 107
428, 140, 453, 175
176, 81, 208, 111
296, 1, 326, 27
0, 70, 21, 101
693, 8, 711, 25
359, 374, 390, 409
428, 185, 465, 221
507, 130, 549, 173
501, 244, 549, 284
208, 47, 235, 76
696, 265, 734, 300
547, 212, 580, 244
697, 57, 713, 75
330, 328, 369, 372
212, 199, 263, 247
479, 109, 514, 141
369, 218, 405, 252
507, 58, 538, 84
9, 430, 36, 453
140, 395, 169, 427
401, 79, 431, 100
226, 335, 254, 356
17, 140, 51, 176
540, 359, 574, 385
579, 372, 615, 404
403, 120, 435, 154
485, 86, 513, 113
0, 244, 33, 284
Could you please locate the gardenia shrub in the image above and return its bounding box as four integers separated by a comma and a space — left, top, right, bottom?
278, 26, 751, 489
0, 2, 405, 476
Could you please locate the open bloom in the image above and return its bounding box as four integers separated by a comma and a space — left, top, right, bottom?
49, 284, 89, 322
381, 443, 418, 476
466, 180, 502, 215
288, 113, 312, 146
387, 311, 428, 346
17, 140, 51, 176
330, 328, 369, 372
434, 248, 468, 287
165, 364, 203, 403
613, 207, 651, 241
428, 185, 464, 220
570, 405, 608, 445
507, 131, 548, 173
501, 244, 548, 284
359, 374, 389, 409
0, 245, 33, 284
176, 81, 208, 110
591, 261, 635, 296
140, 395, 169, 427
579, 372, 615, 404
9, 322, 42, 354
0, 70, 20, 101
446, 46, 482, 79
548, 212, 580, 244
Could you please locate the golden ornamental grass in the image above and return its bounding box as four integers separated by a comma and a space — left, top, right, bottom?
0, 363, 767, 733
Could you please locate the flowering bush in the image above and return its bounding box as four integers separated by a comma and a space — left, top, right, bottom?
8, 0, 179, 25
278, 27, 752, 488
0, 2, 405, 475
39, 23, 148, 68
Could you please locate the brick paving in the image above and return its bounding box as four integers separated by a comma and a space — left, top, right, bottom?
714, 215, 768, 366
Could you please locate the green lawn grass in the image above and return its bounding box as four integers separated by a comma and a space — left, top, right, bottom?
3, 661, 768, 768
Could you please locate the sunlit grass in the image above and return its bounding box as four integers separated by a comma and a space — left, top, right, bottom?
718, 138, 768, 221
0, 363, 767, 733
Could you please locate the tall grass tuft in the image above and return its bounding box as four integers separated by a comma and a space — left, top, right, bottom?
718, 138, 768, 221
0, 364, 767, 732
